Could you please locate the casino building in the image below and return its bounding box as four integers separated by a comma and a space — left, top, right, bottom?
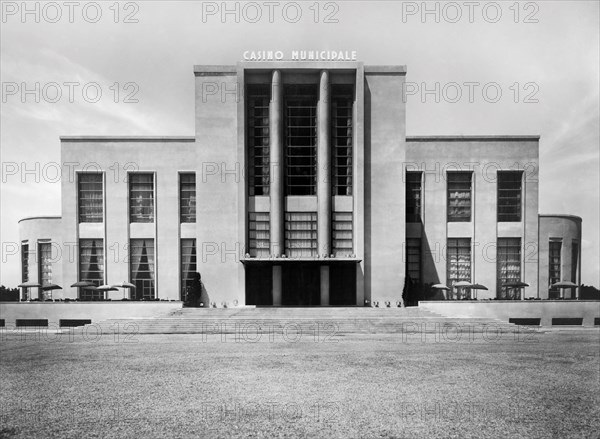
18, 61, 583, 306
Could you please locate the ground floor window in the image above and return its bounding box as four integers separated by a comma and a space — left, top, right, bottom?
38, 241, 53, 300
497, 238, 521, 299
130, 239, 155, 300
21, 243, 29, 301
548, 240, 562, 299
405, 238, 421, 284
180, 239, 196, 301
79, 239, 104, 300
447, 238, 471, 296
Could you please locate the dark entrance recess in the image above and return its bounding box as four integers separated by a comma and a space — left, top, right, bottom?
245, 264, 273, 306
330, 264, 357, 305
282, 264, 320, 306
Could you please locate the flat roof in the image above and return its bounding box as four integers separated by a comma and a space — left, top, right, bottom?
18, 216, 61, 223
407, 135, 540, 142
539, 214, 582, 222
60, 136, 195, 142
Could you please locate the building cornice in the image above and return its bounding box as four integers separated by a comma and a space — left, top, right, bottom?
60, 136, 195, 142
407, 135, 540, 142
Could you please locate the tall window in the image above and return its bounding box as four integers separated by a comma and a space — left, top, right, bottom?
548, 240, 562, 299
129, 173, 154, 223
78, 173, 103, 223
332, 85, 353, 196
447, 238, 471, 287
130, 239, 155, 300
180, 173, 196, 223
285, 85, 317, 196
406, 172, 422, 223
406, 238, 421, 284
571, 241, 579, 283
332, 212, 353, 257
248, 212, 270, 258
247, 84, 270, 196
285, 212, 317, 257
497, 171, 522, 222
79, 239, 104, 301
21, 243, 29, 301
447, 172, 472, 222
38, 242, 52, 299
497, 238, 521, 299
180, 239, 197, 301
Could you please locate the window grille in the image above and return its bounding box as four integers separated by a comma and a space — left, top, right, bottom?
447, 172, 472, 222
285, 212, 317, 257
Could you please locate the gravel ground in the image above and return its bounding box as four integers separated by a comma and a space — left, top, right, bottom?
1, 330, 599, 438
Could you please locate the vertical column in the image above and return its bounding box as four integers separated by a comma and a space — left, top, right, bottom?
270, 70, 284, 306
318, 70, 331, 305
270, 70, 284, 257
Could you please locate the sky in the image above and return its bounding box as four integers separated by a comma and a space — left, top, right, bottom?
0, 0, 598, 287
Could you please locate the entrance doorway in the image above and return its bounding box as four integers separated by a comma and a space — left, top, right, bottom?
282, 264, 320, 306
245, 265, 273, 306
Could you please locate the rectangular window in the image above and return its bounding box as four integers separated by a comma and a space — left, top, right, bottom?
285, 212, 317, 257
497, 238, 521, 299
447, 238, 471, 287
497, 171, 522, 222
332, 212, 353, 257
78, 239, 104, 301
571, 241, 579, 283
447, 172, 472, 222
406, 172, 422, 223
332, 85, 353, 196
180, 239, 197, 301
21, 243, 29, 301
78, 173, 103, 223
247, 84, 270, 196
129, 173, 154, 223
548, 240, 562, 299
285, 84, 317, 196
248, 212, 270, 258
130, 239, 155, 300
406, 238, 421, 284
38, 242, 52, 298
180, 173, 196, 223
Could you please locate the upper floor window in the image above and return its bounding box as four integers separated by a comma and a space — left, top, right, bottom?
497, 171, 522, 222
447, 172, 472, 222
247, 84, 271, 196
129, 173, 154, 223
332, 212, 353, 257
332, 85, 353, 196
180, 173, 196, 223
406, 172, 422, 223
78, 173, 103, 223
285, 84, 317, 196
285, 212, 317, 257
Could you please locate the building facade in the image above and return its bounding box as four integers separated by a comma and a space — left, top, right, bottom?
18, 61, 583, 305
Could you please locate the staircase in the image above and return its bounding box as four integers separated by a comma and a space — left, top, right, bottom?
77, 307, 540, 337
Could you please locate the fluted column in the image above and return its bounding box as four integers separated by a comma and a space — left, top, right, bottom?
269, 70, 284, 305
318, 70, 331, 306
